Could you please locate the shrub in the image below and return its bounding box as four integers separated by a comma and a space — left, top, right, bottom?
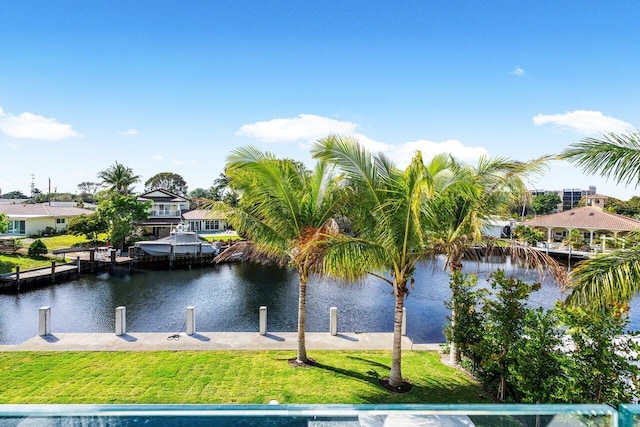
28, 239, 48, 257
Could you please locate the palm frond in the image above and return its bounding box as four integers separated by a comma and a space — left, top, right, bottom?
562, 132, 640, 187
566, 247, 640, 310
214, 240, 287, 267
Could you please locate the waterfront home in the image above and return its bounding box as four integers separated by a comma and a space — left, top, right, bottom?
182, 209, 228, 234
136, 189, 191, 238
0, 203, 94, 236
136, 190, 227, 237
521, 204, 640, 247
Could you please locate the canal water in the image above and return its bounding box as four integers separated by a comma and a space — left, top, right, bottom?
1, 258, 637, 345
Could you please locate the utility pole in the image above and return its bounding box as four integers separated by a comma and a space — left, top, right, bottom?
30, 174, 35, 198
48, 177, 51, 206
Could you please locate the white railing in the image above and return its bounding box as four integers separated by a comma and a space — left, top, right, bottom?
149, 209, 181, 217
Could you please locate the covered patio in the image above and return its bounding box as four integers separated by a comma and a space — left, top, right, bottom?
521, 206, 640, 250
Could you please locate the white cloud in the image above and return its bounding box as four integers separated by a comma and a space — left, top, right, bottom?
119, 128, 139, 136
512, 67, 525, 76
152, 155, 163, 161
172, 160, 185, 165
237, 113, 491, 168
533, 110, 633, 135
2, 142, 22, 151
388, 139, 489, 168
0, 106, 82, 140
235, 114, 358, 143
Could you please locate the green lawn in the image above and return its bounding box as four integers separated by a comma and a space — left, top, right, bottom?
32, 234, 106, 250
0, 350, 490, 404
0, 234, 107, 274
201, 233, 244, 243
0, 253, 54, 274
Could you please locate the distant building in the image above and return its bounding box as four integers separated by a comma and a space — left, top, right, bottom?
529, 186, 596, 212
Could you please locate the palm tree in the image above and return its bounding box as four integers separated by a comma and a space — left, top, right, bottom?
427, 155, 566, 363
562, 131, 640, 309
97, 161, 141, 195
310, 135, 459, 389
213, 147, 345, 364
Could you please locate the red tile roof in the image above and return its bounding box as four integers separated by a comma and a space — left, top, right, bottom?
522, 206, 640, 231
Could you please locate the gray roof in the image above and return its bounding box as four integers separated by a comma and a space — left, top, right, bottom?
182, 209, 226, 220
0, 203, 93, 218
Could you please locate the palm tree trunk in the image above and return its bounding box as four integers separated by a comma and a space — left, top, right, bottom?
449, 308, 459, 364
388, 285, 405, 387
296, 271, 308, 363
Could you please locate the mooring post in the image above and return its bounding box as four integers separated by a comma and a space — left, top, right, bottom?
51, 261, 56, 283
259, 306, 267, 335
15, 266, 20, 292
330, 306, 338, 336
186, 306, 196, 336
401, 307, 407, 336
39, 306, 51, 336
115, 306, 126, 336
110, 249, 116, 274
89, 249, 95, 273
76, 256, 81, 273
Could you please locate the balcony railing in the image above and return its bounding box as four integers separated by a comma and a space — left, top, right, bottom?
148, 209, 181, 217
0, 403, 627, 426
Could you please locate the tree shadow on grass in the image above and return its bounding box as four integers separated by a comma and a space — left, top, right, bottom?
0, 259, 17, 274
345, 355, 391, 371
311, 360, 383, 388
312, 358, 492, 403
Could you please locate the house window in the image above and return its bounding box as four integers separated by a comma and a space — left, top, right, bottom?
204, 220, 212, 230
56, 218, 66, 224
8, 220, 26, 235
190, 221, 200, 231
158, 204, 170, 216
213, 219, 220, 230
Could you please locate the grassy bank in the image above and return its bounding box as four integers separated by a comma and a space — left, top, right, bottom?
0, 350, 490, 404
0, 234, 103, 274
0, 253, 55, 274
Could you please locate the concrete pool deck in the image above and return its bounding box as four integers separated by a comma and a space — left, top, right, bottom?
0, 332, 442, 352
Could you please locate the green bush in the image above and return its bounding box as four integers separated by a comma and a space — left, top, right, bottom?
28, 239, 48, 257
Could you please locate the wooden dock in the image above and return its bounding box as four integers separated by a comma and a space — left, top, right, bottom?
0, 262, 80, 292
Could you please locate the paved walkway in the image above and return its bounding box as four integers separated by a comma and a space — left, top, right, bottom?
0, 332, 443, 352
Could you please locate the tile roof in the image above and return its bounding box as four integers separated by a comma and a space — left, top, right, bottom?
522, 206, 640, 231
0, 204, 94, 217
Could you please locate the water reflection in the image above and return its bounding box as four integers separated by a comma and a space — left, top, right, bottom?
0, 258, 629, 345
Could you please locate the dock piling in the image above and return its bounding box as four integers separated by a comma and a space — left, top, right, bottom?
186, 306, 196, 336
330, 307, 338, 336
259, 306, 267, 335
115, 306, 126, 336
39, 306, 51, 336
401, 307, 407, 336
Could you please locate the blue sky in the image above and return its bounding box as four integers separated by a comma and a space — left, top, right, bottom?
1, 1, 639, 199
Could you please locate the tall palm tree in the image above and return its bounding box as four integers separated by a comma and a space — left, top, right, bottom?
97, 161, 141, 195
213, 147, 345, 364
310, 135, 459, 389
562, 131, 640, 309
427, 155, 565, 362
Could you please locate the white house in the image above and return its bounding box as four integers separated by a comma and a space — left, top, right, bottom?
182, 209, 228, 233
136, 189, 191, 238
0, 203, 94, 236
